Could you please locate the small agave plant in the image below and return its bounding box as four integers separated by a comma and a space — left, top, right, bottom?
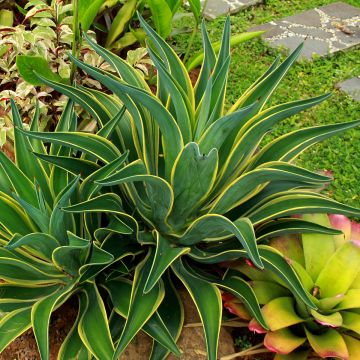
7, 14, 360, 360
0, 100, 146, 359
228, 213, 360, 360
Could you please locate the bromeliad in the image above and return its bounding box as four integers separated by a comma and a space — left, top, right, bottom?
229, 214, 360, 360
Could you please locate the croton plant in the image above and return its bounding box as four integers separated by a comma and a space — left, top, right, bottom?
0, 15, 359, 360
227, 214, 360, 359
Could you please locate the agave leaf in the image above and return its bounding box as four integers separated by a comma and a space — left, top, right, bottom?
94, 216, 133, 241
305, 328, 348, 360
11, 101, 52, 205
33, 74, 112, 123
262, 297, 304, 331
35, 153, 100, 179
104, 277, 181, 357
217, 94, 331, 189
264, 328, 306, 354
113, 250, 165, 359
169, 143, 218, 229
6, 233, 59, 261
171, 258, 222, 360
216, 273, 267, 329
0, 152, 37, 206
0, 193, 36, 235
52, 234, 91, 276
198, 102, 259, 154
78, 283, 114, 359
256, 218, 341, 243
194, 20, 216, 105
138, 14, 194, 107
0, 307, 32, 352
150, 272, 184, 360
32, 284, 74, 360
81, 151, 129, 200
144, 232, 190, 293
290, 261, 314, 293
49, 176, 79, 245
0, 284, 59, 301
58, 292, 91, 360
211, 162, 330, 214
247, 192, 360, 225
249, 119, 360, 169
0, 257, 64, 285
63, 193, 124, 215
316, 241, 360, 298
21, 130, 121, 164
147, 45, 193, 142
178, 215, 262, 269
230, 43, 303, 112
97, 171, 173, 231
83, 33, 149, 89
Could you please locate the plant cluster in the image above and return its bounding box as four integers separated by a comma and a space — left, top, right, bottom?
0, 15, 359, 360
227, 214, 360, 359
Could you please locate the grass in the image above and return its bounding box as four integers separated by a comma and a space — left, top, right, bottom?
173, 0, 360, 208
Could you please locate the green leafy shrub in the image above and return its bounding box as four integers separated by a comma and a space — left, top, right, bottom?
0, 0, 112, 151
10, 15, 359, 359
227, 214, 360, 360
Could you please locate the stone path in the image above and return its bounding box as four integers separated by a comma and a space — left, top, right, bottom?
251, 2, 360, 59
337, 77, 360, 102
199, 0, 263, 20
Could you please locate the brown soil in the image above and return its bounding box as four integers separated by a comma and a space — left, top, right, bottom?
1, 291, 236, 360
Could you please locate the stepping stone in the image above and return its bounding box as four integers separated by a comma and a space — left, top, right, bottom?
198, 0, 263, 20
250, 2, 360, 59
337, 77, 360, 101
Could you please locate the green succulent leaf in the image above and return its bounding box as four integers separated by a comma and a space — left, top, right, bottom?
144, 232, 190, 293
0, 307, 32, 353
114, 250, 165, 359
264, 328, 306, 355
58, 292, 91, 360
172, 258, 222, 360
78, 283, 115, 359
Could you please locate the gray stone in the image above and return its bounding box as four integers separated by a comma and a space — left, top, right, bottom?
250, 2, 360, 60
199, 0, 263, 20
337, 77, 360, 102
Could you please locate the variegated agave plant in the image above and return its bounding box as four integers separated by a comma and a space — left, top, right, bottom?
13, 15, 360, 360
228, 214, 360, 360
0, 100, 147, 359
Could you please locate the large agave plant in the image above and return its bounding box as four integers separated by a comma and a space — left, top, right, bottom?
228, 213, 360, 360
14, 15, 360, 360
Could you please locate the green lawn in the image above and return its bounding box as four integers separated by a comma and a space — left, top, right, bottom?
173, 0, 360, 208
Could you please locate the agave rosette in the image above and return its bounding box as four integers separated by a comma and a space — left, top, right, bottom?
229, 214, 360, 360
0, 100, 146, 359
14, 15, 360, 360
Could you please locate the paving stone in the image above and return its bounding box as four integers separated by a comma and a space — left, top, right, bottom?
250, 2, 360, 59
337, 77, 360, 102
199, 0, 263, 20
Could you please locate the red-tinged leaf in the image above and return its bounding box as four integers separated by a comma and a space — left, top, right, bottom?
305, 328, 348, 360
262, 297, 304, 331
264, 328, 306, 354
